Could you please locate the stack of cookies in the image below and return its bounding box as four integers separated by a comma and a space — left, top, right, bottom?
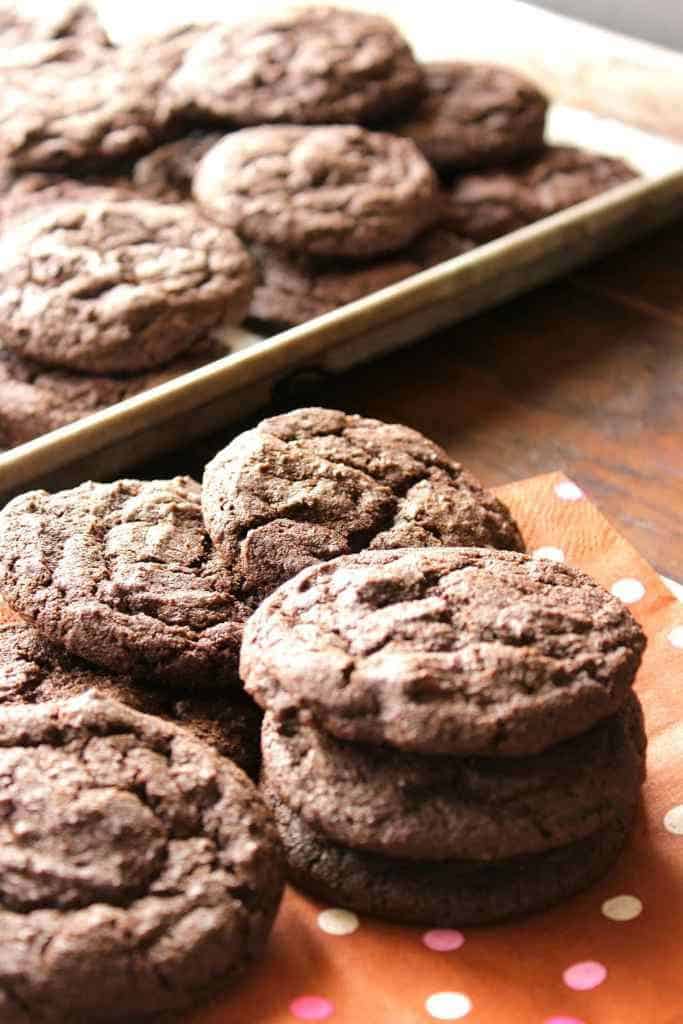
241, 545, 647, 925
0, 5, 638, 447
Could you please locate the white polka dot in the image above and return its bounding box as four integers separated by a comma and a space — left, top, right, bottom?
425, 992, 472, 1020
533, 546, 565, 563
554, 480, 584, 501
601, 894, 643, 921
667, 626, 683, 649
611, 578, 645, 604
664, 804, 683, 835
317, 908, 359, 936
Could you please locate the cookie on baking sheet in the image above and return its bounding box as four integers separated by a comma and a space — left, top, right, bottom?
0, 198, 253, 373
520, 144, 638, 215
0, 339, 226, 448
392, 61, 547, 171
165, 6, 423, 127
446, 146, 639, 242
261, 692, 645, 860
0, 695, 283, 1023
202, 407, 524, 604
241, 546, 645, 755
193, 125, 439, 259
0, 621, 263, 777
132, 132, 224, 202
264, 779, 636, 926
248, 228, 474, 327
0, 477, 250, 688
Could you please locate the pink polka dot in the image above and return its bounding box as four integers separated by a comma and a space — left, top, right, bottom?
290, 995, 334, 1020
563, 960, 607, 991
544, 1017, 586, 1024
422, 929, 465, 952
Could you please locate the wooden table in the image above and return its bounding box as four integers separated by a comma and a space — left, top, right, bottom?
140, 216, 683, 582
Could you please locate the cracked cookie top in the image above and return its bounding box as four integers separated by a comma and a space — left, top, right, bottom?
241, 545, 646, 755
261, 692, 646, 861
202, 407, 524, 604
164, 6, 423, 127
193, 125, 439, 258
0, 694, 283, 1023
0, 198, 253, 373
0, 477, 250, 687
392, 61, 547, 170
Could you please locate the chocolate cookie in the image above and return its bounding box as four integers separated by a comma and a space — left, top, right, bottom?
265, 780, 636, 926
0, 198, 253, 373
133, 132, 224, 202
0, 695, 283, 1023
392, 61, 547, 170
202, 407, 524, 604
0, 620, 263, 777
0, 173, 134, 228
0, 477, 250, 688
447, 146, 638, 242
242, 546, 645, 756
0, 339, 226, 448
248, 229, 473, 327
262, 693, 645, 860
193, 125, 439, 258
521, 145, 638, 216
165, 7, 422, 127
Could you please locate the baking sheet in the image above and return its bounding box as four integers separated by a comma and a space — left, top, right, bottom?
1, 102, 683, 499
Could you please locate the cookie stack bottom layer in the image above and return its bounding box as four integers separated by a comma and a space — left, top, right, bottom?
260, 696, 645, 925
264, 781, 636, 926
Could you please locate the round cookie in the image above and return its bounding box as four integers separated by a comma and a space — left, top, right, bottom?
133, 132, 224, 203
264, 780, 636, 927
0, 621, 262, 777
393, 61, 547, 170
241, 546, 646, 756
447, 146, 638, 242
0, 339, 226, 448
0, 198, 253, 373
262, 692, 646, 860
248, 228, 473, 327
193, 125, 439, 259
0, 477, 250, 688
165, 7, 422, 127
202, 407, 524, 604
520, 145, 638, 216
0, 695, 283, 1023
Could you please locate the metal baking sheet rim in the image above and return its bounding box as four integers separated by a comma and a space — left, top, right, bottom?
2, 167, 683, 500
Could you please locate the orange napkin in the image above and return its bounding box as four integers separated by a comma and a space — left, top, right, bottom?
194, 472, 683, 1024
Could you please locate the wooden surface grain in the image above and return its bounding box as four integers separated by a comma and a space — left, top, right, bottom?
139, 218, 683, 581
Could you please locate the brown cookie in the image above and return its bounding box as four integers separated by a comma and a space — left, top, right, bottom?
132, 132, 224, 202
0, 620, 262, 777
264, 779, 636, 927
241, 546, 646, 756
261, 693, 646, 860
0, 477, 250, 688
0, 695, 283, 1023
0, 198, 253, 373
193, 125, 439, 259
0, 173, 134, 228
248, 229, 473, 327
392, 61, 547, 170
447, 146, 639, 242
0, 338, 226, 448
202, 407, 524, 605
164, 7, 423, 126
